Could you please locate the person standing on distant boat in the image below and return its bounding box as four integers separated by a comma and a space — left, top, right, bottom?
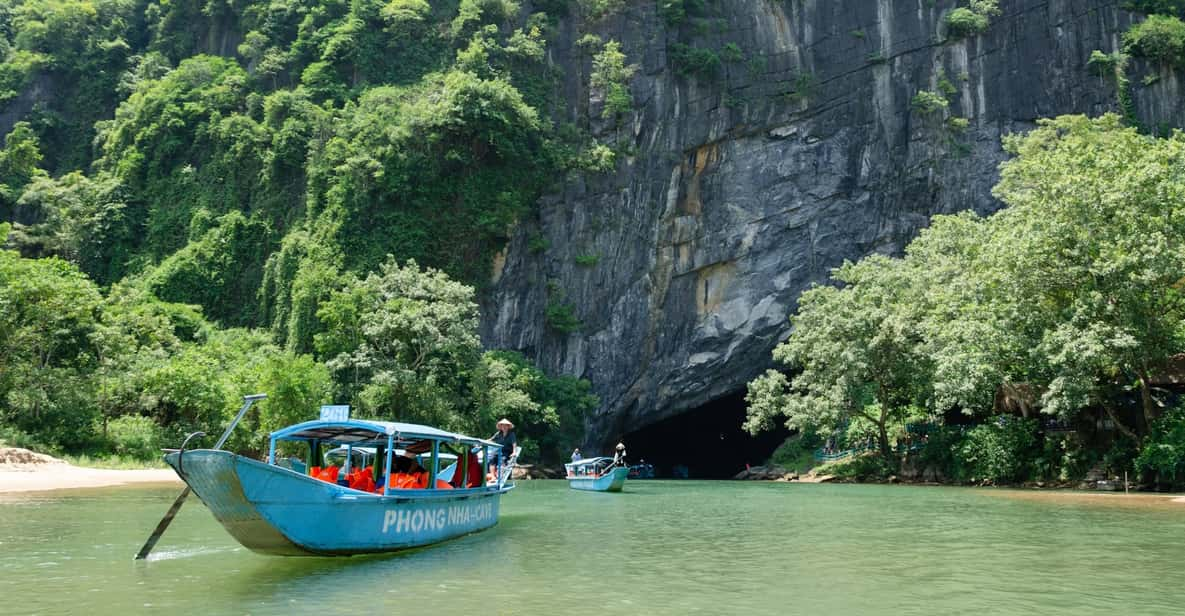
491, 418, 517, 470
613, 442, 626, 467
571, 448, 582, 462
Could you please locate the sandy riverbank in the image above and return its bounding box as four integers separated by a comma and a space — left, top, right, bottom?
978, 487, 1185, 510
0, 447, 181, 493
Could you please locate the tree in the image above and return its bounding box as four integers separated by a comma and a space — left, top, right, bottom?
1123, 14, 1185, 66
470, 350, 599, 463
320, 258, 482, 429
0, 122, 47, 209
315, 258, 596, 461
991, 115, 1185, 434
0, 227, 103, 449
745, 255, 932, 465
590, 40, 636, 119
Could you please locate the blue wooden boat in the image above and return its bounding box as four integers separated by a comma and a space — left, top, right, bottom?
564, 457, 629, 492
164, 413, 516, 556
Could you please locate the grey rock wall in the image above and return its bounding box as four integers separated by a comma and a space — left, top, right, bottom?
481, 0, 1179, 447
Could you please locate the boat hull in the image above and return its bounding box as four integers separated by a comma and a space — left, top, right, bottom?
567, 467, 629, 492
165, 450, 506, 556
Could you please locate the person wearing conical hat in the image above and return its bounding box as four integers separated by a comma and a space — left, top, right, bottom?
490, 418, 517, 470
613, 441, 626, 466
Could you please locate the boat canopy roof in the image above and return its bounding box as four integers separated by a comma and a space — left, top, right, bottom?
565, 457, 613, 468
270, 419, 500, 448
325, 445, 458, 461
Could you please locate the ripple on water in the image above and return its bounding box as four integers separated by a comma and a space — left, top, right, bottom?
0, 482, 1183, 615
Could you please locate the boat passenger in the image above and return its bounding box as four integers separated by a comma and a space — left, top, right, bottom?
571, 448, 582, 462
491, 418, 517, 468
385, 454, 430, 490
613, 442, 626, 467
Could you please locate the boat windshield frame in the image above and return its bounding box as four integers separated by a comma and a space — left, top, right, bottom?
266, 419, 504, 496
565, 456, 614, 468
565, 457, 618, 477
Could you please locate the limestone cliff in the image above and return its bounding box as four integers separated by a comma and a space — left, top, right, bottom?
480, 0, 1185, 446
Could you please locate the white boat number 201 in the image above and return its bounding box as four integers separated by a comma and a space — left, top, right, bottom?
381, 500, 495, 534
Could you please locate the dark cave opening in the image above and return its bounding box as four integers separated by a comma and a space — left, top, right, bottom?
620, 392, 791, 479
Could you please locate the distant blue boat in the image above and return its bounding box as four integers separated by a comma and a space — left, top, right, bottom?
164, 416, 516, 556
564, 457, 629, 492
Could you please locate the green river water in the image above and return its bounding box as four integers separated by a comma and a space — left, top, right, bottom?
2, 480, 1184, 615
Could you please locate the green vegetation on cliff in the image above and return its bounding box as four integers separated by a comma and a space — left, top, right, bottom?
0, 0, 602, 464
0, 223, 597, 462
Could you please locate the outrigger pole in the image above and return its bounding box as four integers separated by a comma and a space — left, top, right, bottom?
133, 393, 268, 561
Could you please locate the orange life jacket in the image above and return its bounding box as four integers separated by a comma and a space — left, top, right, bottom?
348, 467, 375, 492
388, 471, 428, 490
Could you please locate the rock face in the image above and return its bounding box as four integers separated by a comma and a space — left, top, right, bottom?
481, 0, 1184, 448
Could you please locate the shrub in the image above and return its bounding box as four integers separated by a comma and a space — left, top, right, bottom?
1122, 0, 1185, 17
721, 42, 744, 63
937, 74, 958, 97
546, 300, 581, 333
669, 43, 722, 78
768, 431, 822, 472
577, 142, 616, 173
576, 34, 603, 50
591, 41, 637, 119
911, 89, 949, 115
527, 233, 549, 253
946, 1, 1000, 39
0, 425, 51, 452
659, 0, 707, 26
1123, 15, 1185, 65
814, 453, 894, 480
1101, 437, 1139, 478
1033, 433, 1092, 482
574, 254, 599, 266
786, 72, 817, 102
955, 416, 1038, 483
106, 415, 163, 459
915, 425, 967, 480
1136, 406, 1185, 486
1088, 49, 1122, 76
947, 8, 989, 38
580, 0, 625, 21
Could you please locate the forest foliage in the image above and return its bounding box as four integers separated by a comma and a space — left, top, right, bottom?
0, 0, 607, 464
747, 115, 1185, 487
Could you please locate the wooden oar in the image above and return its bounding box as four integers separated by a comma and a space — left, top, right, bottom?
133, 393, 267, 560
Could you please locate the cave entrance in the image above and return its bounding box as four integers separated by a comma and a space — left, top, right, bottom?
621, 392, 790, 479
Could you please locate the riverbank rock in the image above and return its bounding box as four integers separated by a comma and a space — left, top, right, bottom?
511, 464, 564, 480
0, 447, 66, 471
733, 465, 790, 480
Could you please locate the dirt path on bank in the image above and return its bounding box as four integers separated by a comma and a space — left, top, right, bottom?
0, 447, 181, 493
